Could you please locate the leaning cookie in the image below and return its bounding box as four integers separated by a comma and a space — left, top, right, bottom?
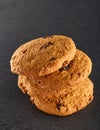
18, 76, 93, 116
10, 35, 76, 77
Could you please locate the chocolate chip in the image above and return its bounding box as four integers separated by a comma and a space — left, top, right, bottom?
20, 83, 23, 86
78, 72, 81, 76
59, 67, 63, 72
38, 81, 41, 84
56, 102, 62, 110
50, 57, 56, 62
22, 49, 27, 54
89, 97, 92, 101
40, 42, 54, 50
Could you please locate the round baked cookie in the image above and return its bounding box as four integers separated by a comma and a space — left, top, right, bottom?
10, 35, 76, 76
33, 78, 93, 116
18, 76, 94, 116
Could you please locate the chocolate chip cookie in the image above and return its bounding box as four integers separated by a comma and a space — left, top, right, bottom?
18, 76, 93, 116
10, 35, 76, 77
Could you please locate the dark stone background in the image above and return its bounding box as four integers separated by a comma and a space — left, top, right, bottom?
0, 0, 100, 130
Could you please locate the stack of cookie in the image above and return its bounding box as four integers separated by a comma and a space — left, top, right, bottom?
10, 35, 93, 116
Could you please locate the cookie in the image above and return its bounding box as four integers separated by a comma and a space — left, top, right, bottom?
34, 79, 93, 116
10, 35, 76, 77
18, 76, 94, 116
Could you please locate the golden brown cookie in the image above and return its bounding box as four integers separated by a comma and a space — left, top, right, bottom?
18, 76, 93, 116
10, 35, 76, 77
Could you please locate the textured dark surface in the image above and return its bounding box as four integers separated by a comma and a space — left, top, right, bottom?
0, 0, 100, 130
